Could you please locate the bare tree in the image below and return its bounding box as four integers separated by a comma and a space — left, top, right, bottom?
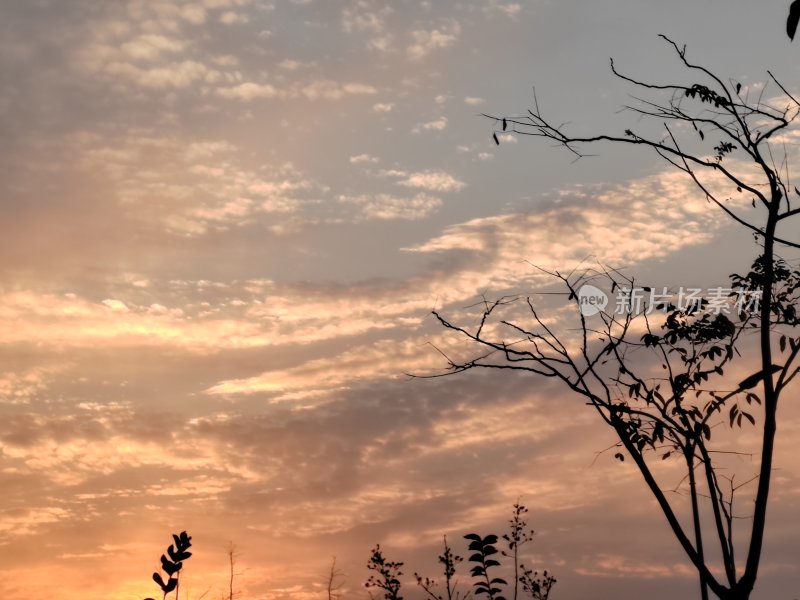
325, 556, 345, 600
431, 36, 800, 600
225, 542, 241, 600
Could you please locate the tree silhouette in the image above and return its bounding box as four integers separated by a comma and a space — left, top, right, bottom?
430, 35, 800, 600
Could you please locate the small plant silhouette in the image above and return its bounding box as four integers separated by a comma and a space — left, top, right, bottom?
145, 531, 193, 600
415, 535, 469, 600
501, 503, 535, 600
365, 544, 404, 600
519, 566, 556, 600
367, 505, 555, 600
463, 534, 507, 600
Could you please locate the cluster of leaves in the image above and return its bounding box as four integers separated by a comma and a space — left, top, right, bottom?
731, 255, 800, 326
368, 505, 555, 600
684, 83, 730, 108
145, 531, 193, 600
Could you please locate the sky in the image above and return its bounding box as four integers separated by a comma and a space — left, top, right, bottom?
0, 1, 799, 599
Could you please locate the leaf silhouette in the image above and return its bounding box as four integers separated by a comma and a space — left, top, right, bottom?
737, 365, 781, 391
163, 578, 178, 594
789, 0, 800, 40
153, 573, 167, 590
161, 555, 182, 576
493, 133, 500, 145
168, 545, 192, 562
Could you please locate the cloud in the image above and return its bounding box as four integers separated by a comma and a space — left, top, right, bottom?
484, 1, 523, 18
101, 59, 216, 90
180, 4, 208, 24
338, 192, 442, 220
397, 170, 466, 192
300, 80, 377, 100
464, 96, 485, 105
205, 336, 447, 396
574, 555, 695, 579
216, 80, 377, 102
216, 81, 279, 100
62, 131, 325, 235
119, 34, 185, 61
407, 20, 461, 59
341, 1, 394, 51
413, 116, 448, 132
219, 10, 249, 24
0, 291, 273, 352
349, 153, 380, 164
341, 1, 390, 33
372, 102, 394, 112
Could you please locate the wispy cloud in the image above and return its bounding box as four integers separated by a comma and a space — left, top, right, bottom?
413, 116, 448, 133
339, 192, 443, 220
407, 20, 461, 59
397, 170, 466, 192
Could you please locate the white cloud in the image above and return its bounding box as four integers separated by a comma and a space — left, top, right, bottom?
299, 80, 378, 100
373, 102, 394, 112
216, 82, 279, 100
219, 11, 249, 24
397, 170, 466, 192
484, 0, 522, 17
216, 80, 377, 102
278, 59, 304, 71
102, 60, 215, 90
120, 35, 185, 61
180, 4, 208, 24
407, 20, 461, 59
464, 96, 485, 106
341, 2, 387, 33
350, 154, 380, 164
413, 116, 448, 133
338, 192, 442, 220
101, 299, 130, 313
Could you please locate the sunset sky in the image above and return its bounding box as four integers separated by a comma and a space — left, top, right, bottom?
1, 1, 800, 599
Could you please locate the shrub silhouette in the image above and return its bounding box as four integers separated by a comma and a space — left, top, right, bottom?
464, 533, 507, 600
366, 544, 404, 600
501, 503, 534, 600
415, 536, 468, 600
144, 531, 193, 600
368, 504, 555, 600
